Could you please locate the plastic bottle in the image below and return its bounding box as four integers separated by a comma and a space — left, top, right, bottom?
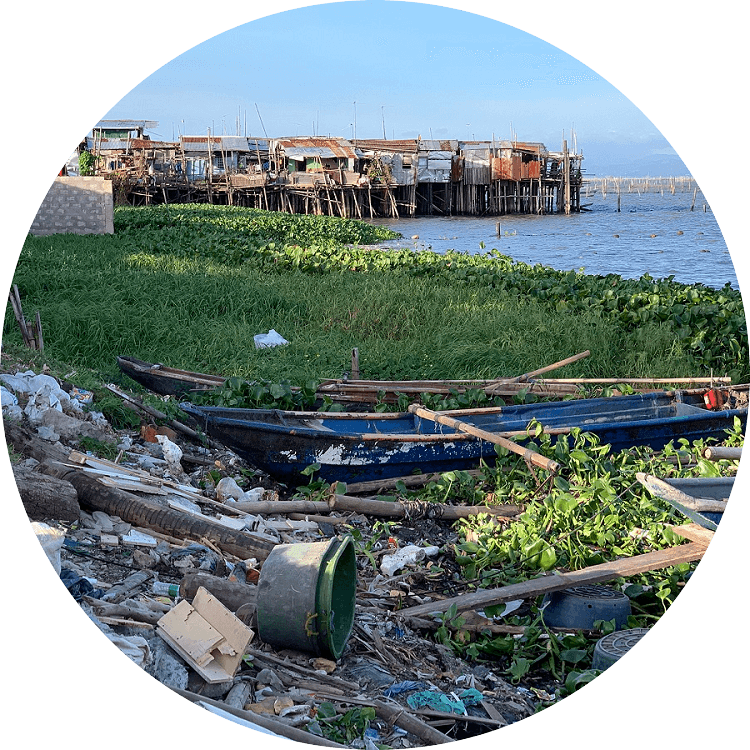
152, 581, 180, 598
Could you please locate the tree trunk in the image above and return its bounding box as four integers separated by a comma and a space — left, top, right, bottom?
12, 465, 80, 522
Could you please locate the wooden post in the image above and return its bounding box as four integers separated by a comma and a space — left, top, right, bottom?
8, 284, 42, 351
563, 139, 571, 215
351, 348, 360, 380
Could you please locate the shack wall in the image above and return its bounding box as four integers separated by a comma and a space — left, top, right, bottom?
29, 177, 114, 236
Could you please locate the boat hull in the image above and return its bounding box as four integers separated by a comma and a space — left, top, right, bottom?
181, 389, 747, 485
636, 474, 734, 530
117, 356, 226, 397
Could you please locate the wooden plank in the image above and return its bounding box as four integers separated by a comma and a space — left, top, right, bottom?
670, 523, 715, 545
156, 587, 254, 683
398, 542, 709, 618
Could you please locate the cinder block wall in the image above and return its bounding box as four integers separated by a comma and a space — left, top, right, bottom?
29, 177, 114, 236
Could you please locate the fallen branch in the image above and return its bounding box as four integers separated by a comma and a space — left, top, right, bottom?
105, 383, 214, 445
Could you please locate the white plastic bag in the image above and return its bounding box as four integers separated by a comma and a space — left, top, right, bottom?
254, 329, 289, 349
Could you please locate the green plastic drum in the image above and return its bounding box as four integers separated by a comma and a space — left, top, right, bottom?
256, 536, 357, 660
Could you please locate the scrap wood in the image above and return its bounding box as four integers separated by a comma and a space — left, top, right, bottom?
415, 708, 505, 728
8, 283, 43, 351
171, 688, 347, 748
398, 541, 710, 619
670, 522, 715, 546
156, 586, 254, 684
244, 646, 361, 693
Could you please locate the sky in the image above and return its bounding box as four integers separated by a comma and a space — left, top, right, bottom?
98, 2, 682, 177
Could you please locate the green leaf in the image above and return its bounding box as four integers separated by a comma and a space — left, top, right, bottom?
509, 657, 531, 682
559, 648, 588, 664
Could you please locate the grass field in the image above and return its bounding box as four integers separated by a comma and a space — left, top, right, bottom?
5, 204, 744, 387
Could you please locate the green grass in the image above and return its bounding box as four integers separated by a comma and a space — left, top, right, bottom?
4, 204, 744, 386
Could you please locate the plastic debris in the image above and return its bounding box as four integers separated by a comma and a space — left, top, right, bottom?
406, 688, 485, 714
380, 544, 439, 576
383, 680, 428, 697
253, 329, 289, 349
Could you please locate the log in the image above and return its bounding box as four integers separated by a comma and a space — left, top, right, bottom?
179, 572, 257, 616
12, 465, 80, 522
407, 403, 561, 474
39, 459, 277, 561
702, 446, 742, 461
329, 493, 520, 520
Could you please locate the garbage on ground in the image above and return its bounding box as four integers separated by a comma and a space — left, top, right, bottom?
6, 364, 604, 746
380, 544, 440, 576
156, 586, 255, 683
253, 329, 289, 349
406, 688, 485, 714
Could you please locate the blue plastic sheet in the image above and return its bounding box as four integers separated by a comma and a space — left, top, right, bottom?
406, 688, 485, 714
383, 680, 427, 697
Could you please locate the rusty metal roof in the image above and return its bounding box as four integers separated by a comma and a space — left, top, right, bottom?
356, 139, 419, 153
275, 137, 357, 159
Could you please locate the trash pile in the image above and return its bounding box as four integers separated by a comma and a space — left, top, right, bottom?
4, 361, 677, 745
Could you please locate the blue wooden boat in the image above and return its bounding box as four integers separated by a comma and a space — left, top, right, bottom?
636, 473, 733, 530
180, 387, 747, 485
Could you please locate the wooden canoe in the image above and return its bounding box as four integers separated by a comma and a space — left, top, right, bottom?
116, 356, 226, 397
180, 387, 748, 485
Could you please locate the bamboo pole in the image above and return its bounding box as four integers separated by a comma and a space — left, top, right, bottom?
484, 350, 590, 394
511, 350, 590, 383
407, 403, 561, 474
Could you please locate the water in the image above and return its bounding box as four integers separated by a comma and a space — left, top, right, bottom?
366, 187, 738, 290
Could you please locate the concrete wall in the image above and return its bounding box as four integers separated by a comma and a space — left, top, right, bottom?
29, 177, 114, 236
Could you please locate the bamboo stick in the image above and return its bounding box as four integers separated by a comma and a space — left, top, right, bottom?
329, 493, 520, 520
511, 350, 591, 383
483, 351, 590, 395
407, 403, 561, 474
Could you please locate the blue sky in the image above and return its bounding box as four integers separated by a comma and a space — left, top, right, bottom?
101, 1, 680, 176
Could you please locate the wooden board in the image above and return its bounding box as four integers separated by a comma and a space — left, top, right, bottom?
398, 541, 709, 618
156, 586, 254, 683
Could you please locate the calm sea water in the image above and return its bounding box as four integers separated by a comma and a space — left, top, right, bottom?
366, 186, 738, 290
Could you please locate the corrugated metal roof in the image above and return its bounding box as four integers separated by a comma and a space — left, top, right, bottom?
130, 139, 177, 149
418, 139, 458, 152
276, 137, 357, 160
181, 136, 269, 152
356, 139, 419, 153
